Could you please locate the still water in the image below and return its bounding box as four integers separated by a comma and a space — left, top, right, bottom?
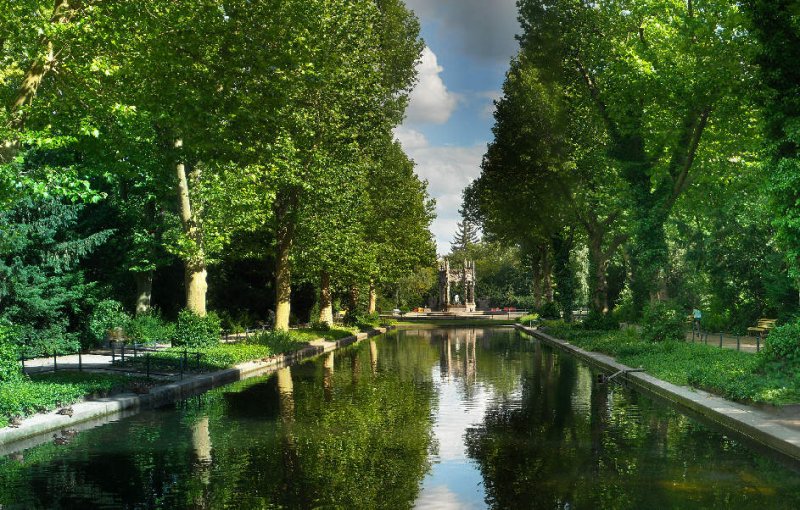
2, 327, 800, 509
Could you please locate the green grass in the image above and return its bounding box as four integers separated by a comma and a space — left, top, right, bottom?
116, 327, 362, 373
290, 326, 359, 343
539, 323, 800, 405
1, 326, 380, 428
0, 372, 149, 428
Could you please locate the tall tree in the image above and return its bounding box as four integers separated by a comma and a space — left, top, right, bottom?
451, 216, 480, 252
747, 0, 800, 300
518, 0, 756, 315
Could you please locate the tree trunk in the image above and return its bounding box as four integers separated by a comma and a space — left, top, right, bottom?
319, 270, 333, 326
135, 271, 153, 316
348, 285, 359, 314
368, 280, 377, 314
587, 228, 610, 315
175, 139, 207, 316
274, 192, 296, 331
552, 230, 576, 322
542, 246, 554, 303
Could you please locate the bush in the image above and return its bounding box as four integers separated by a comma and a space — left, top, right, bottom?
641, 301, 685, 343
88, 300, 131, 346
172, 310, 221, 348
217, 310, 254, 334
517, 313, 540, 324
582, 311, 619, 331
612, 292, 637, 323
355, 312, 381, 330
126, 311, 174, 345
537, 302, 561, 320
309, 320, 331, 332
0, 320, 21, 383
248, 330, 305, 354
760, 321, 800, 367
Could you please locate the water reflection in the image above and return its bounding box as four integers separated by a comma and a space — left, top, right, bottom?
0, 327, 799, 509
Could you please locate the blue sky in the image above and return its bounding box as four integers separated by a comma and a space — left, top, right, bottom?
397, 0, 521, 254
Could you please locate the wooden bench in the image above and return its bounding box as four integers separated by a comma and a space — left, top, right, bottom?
747, 319, 777, 351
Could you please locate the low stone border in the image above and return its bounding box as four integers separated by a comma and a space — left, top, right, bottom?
514, 324, 800, 463
0, 328, 389, 453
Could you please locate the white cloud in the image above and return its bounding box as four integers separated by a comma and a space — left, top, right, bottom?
405, 47, 459, 125
394, 127, 429, 151
399, 139, 486, 254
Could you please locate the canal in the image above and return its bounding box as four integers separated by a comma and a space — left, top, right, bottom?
1, 327, 799, 509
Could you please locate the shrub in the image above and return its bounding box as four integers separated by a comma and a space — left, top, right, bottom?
0, 320, 21, 383
640, 301, 685, 343
354, 312, 381, 331
760, 320, 800, 367
379, 318, 397, 327
172, 310, 221, 348
537, 302, 561, 320
612, 292, 637, 324
309, 320, 331, 332
217, 310, 254, 334
126, 311, 174, 345
517, 313, 540, 324
582, 311, 619, 331
248, 330, 305, 354
88, 300, 131, 346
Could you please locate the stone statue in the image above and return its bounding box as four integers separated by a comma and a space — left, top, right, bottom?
454, 294, 461, 305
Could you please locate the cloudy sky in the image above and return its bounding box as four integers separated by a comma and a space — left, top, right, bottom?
397, 0, 521, 254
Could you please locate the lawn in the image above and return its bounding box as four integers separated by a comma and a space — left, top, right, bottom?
0, 372, 150, 428
536, 322, 800, 406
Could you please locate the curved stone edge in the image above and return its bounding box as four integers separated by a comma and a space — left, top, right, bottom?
0, 327, 390, 453
514, 324, 800, 463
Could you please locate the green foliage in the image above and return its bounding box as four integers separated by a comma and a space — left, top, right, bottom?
125, 311, 174, 345
354, 312, 381, 331
248, 330, 308, 355
517, 313, 540, 324
0, 321, 21, 383
172, 310, 221, 348
541, 323, 800, 404
0, 199, 110, 356
538, 302, 561, 320
581, 311, 619, 331
760, 321, 800, 368
0, 372, 147, 427
641, 301, 685, 343
88, 300, 131, 346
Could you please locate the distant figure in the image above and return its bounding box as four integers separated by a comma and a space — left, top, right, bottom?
692, 308, 702, 331
454, 294, 461, 305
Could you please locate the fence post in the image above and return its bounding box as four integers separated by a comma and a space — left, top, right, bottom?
20, 356, 25, 372
736, 336, 740, 351
757, 334, 761, 353
195, 352, 201, 370
133, 343, 138, 359
53, 350, 57, 372
78, 350, 82, 372
111, 343, 116, 363
121, 343, 125, 363
719, 333, 723, 348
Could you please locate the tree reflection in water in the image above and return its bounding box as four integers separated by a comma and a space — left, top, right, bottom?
1, 328, 799, 509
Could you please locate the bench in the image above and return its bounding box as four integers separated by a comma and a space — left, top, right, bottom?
747, 318, 777, 351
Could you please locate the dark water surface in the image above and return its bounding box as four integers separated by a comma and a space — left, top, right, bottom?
2, 327, 800, 509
